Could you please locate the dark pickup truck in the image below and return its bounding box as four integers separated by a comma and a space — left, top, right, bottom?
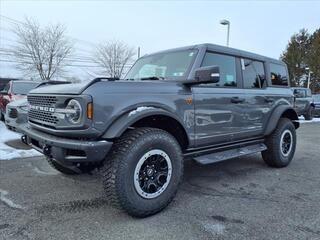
22, 43, 299, 217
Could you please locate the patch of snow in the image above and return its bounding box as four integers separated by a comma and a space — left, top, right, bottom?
0, 189, 24, 210
200, 221, 225, 235
128, 106, 155, 117
298, 117, 320, 123
0, 121, 41, 160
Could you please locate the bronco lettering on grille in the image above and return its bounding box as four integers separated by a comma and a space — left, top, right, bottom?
30, 105, 55, 113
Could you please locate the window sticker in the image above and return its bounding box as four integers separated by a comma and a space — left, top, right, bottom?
226, 74, 234, 82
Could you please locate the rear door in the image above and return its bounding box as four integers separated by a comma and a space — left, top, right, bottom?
234, 58, 272, 140
192, 52, 247, 147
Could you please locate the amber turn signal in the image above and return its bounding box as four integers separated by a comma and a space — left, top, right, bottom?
87, 102, 93, 119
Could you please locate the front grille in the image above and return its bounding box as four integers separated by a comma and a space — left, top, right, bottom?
28, 95, 57, 107
29, 109, 58, 124
27, 95, 58, 126
8, 108, 18, 118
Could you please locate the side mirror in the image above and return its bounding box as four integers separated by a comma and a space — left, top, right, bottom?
195, 66, 220, 84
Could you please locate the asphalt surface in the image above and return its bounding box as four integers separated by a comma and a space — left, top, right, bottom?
1, 123, 320, 240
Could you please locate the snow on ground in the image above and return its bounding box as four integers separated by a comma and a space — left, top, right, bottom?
298, 117, 320, 123
0, 122, 41, 160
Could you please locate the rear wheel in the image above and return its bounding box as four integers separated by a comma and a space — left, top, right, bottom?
304, 107, 314, 120
46, 157, 97, 175
100, 127, 183, 217
262, 118, 296, 168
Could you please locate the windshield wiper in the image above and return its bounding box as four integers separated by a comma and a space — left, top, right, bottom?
140, 76, 165, 81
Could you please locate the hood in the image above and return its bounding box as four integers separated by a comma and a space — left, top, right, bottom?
83, 80, 186, 95
29, 82, 88, 95
8, 98, 28, 107
29, 79, 187, 96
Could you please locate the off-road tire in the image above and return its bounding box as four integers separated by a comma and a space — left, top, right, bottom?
0, 111, 4, 121
262, 118, 296, 168
100, 127, 183, 218
304, 107, 314, 120
46, 157, 97, 175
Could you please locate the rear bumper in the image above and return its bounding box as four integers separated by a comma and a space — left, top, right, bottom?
21, 124, 112, 163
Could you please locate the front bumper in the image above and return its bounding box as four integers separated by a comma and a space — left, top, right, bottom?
21, 124, 112, 163
5, 110, 27, 132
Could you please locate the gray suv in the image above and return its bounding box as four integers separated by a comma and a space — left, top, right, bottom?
292, 87, 315, 120
22, 44, 299, 217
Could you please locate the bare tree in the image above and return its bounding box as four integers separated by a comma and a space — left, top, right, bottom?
94, 40, 135, 78
11, 18, 73, 81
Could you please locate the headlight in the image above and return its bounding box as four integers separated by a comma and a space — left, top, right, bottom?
65, 99, 82, 124
19, 105, 29, 112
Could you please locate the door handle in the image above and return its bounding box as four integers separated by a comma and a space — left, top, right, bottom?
264, 97, 274, 103
230, 97, 245, 104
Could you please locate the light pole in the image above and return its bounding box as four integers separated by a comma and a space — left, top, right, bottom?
306, 67, 312, 89
220, 19, 230, 47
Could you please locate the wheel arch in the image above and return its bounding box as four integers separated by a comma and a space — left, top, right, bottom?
264, 105, 299, 136
102, 107, 190, 150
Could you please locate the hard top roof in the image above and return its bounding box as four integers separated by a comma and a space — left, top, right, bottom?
146, 43, 285, 65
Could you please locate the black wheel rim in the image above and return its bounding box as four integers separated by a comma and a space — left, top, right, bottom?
280, 129, 293, 156
134, 149, 172, 199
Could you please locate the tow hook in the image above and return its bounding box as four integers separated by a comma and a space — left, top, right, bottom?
21, 135, 28, 145
43, 145, 51, 156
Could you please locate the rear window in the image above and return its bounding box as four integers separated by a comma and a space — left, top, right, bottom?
270, 63, 288, 86
12, 82, 39, 95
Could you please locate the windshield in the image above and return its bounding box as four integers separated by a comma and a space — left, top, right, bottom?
12, 82, 39, 95
125, 49, 198, 81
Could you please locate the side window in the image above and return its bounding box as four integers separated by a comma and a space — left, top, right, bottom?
201, 52, 237, 87
270, 63, 288, 86
293, 89, 306, 98
242, 59, 266, 88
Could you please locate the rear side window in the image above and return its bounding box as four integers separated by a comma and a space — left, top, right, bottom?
270, 63, 288, 86
201, 52, 237, 87
242, 59, 266, 88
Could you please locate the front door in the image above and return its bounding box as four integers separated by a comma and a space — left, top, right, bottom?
193, 52, 246, 147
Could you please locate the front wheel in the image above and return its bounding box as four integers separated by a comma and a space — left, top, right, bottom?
262, 118, 296, 168
100, 127, 183, 217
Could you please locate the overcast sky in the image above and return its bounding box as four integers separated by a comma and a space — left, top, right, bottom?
1, 0, 319, 80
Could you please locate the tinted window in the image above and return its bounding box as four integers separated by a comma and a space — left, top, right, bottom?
202, 52, 237, 87
270, 63, 288, 86
12, 82, 39, 95
242, 59, 266, 88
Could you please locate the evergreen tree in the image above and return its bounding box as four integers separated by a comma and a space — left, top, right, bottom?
307, 28, 320, 93
281, 29, 311, 87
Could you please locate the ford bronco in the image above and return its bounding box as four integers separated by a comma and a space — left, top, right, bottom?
22, 44, 299, 217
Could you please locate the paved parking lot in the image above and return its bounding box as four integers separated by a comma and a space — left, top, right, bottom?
1, 123, 320, 240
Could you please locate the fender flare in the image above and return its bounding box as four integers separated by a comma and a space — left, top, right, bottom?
102, 107, 186, 139
264, 105, 299, 136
